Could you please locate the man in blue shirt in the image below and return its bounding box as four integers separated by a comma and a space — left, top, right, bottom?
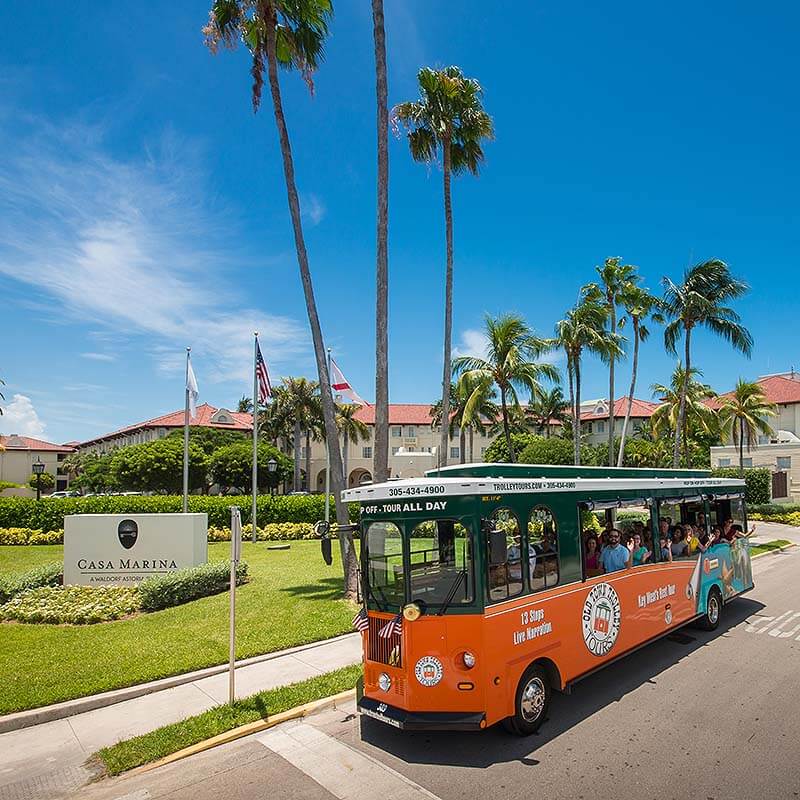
601, 529, 633, 573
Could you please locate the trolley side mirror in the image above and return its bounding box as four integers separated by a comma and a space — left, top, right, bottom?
321, 537, 332, 566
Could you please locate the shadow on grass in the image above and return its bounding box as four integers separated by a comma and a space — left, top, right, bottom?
359, 596, 764, 769
280, 577, 345, 601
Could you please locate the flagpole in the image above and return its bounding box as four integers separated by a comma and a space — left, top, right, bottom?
183, 347, 190, 514
251, 332, 259, 544
324, 348, 332, 525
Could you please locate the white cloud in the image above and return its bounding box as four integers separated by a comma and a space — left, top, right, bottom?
301, 193, 326, 226
453, 329, 489, 360
0, 117, 308, 386
81, 352, 116, 362
0, 394, 46, 437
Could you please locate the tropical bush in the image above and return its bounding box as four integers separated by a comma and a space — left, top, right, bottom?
0, 585, 139, 624
138, 560, 248, 612
207, 522, 317, 542
749, 503, 800, 516
0, 481, 21, 491
710, 467, 771, 505
0, 562, 63, 604
0, 495, 359, 532
28, 472, 55, 492
0, 528, 64, 545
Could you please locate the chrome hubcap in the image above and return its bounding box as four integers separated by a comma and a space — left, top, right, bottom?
709, 596, 719, 624
520, 677, 546, 722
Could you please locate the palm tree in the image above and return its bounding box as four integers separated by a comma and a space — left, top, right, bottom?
204, 1, 356, 596
457, 374, 497, 462
237, 395, 253, 413
278, 377, 321, 492
528, 387, 569, 438
430, 384, 460, 463
336, 403, 370, 484
394, 67, 494, 469
583, 257, 638, 465
555, 301, 622, 465
371, 0, 390, 486
651, 365, 718, 466
0, 378, 4, 415
453, 314, 557, 463
662, 259, 753, 467
718, 380, 777, 475
616, 285, 664, 466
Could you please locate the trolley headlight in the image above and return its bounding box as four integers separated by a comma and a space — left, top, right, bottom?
462, 651, 476, 669
378, 672, 392, 692
403, 602, 422, 622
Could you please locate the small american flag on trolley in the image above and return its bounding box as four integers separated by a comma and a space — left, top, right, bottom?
351, 607, 369, 633
379, 612, 402, 639
255, 341, 272, 404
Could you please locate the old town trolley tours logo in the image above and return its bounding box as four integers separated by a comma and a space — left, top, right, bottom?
582, 582, 621, 656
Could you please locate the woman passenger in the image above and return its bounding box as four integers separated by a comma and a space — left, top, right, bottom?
670, 526, 689, 559
585, 535, 601, 575
631, 533, 651, 566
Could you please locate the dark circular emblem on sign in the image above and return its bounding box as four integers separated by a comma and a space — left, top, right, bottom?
118, 519, 138, 550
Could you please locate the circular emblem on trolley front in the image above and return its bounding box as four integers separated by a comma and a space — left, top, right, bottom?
414, 656, 444, 687
581, 583, 621, 657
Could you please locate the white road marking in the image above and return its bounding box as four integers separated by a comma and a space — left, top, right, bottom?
771, 611, 800, 638
745, 609, 800, 640
256, 721, 441, 800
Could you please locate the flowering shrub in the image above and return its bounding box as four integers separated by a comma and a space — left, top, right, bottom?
139, 560, 248, 612
0, 528, 64, 545
208, 522, 317, 541
0, 562, 63, 604
0, 585, 140, 624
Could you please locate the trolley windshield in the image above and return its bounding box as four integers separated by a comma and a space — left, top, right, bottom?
363, 517, 475, 610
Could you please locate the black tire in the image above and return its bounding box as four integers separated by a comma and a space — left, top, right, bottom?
700, 587, 722, 631
503, 664, 551, 736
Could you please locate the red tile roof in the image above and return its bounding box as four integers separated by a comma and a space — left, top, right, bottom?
710, 374, 800, 409
580, 398, 659, 421
79, 403, 253, 447
353, 404, 434, 425
0, 435, 76, 453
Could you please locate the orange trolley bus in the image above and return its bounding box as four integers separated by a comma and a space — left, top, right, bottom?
343, 463, 753, 735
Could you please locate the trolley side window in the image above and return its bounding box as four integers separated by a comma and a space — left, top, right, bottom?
487, 508, 523, 602
529, 506, 559, 591
409, 519, 474, 606
365, 521, 405, 607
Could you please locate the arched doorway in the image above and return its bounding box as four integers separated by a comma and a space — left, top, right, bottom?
316, 469, 327, 491
348, 468, 372, 488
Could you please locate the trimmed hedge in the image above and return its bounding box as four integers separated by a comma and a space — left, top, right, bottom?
749, 510, 800, 526
208, 523, 316, 542
710, 467, 771, 505
0, 495, 359, 533
750, 503, 800, 516
0, 562, 63, 604
0, 585, 139, 624
0, 528, 64, 545
139, 560, 248, 612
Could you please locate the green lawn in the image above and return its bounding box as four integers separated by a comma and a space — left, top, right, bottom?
97, 664, 361, 776
751, 539, 792, 556
0, 542, 355, 715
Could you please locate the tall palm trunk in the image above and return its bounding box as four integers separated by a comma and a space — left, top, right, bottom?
469, 426, 474, 462
500, 385, 515, 462
293, 419, 302, 491
343, 435, 349, 486
264, 19, 356, 597
372, 0, 390, 485
617, 318, 639, 467
608, 302, 616, 466
574, 354, 582, 466
672, 327, 691, 467
460, 427, 466, 464
438, 136, 454, 469
566, 355, 575, 461
304, 428, 311, 491
739, 417, 745, 476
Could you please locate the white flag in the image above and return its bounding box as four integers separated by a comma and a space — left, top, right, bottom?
330, 358, 368, 406
186, 358, 199, 419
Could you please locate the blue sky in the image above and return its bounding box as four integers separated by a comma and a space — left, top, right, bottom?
1, 1, 798, 444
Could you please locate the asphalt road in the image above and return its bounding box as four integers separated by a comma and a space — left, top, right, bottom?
71, 542, 800, 800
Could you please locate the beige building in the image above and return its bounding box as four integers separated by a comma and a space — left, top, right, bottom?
577, 397, 659, 445
0, 435, 76, 493
710, 372, 800, 502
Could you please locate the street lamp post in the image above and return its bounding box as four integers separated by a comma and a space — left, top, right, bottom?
32, 458, 45, 502
267, 458, 278, 497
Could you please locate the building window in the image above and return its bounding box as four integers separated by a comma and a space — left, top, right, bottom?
362, 446, 372, 459
586, 422, 593, 434
596, 421, 605, 433
391, 427, 402, 438
450, 447, 460, 459
718, 458, 731, 467
406, 446, 416, 452
742, 458, 753, 468
777, 456, 792, 470
405, 426, 416, 437
392, 447, 400, 455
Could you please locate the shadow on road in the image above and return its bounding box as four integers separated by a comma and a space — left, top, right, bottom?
359, 596, 764, 769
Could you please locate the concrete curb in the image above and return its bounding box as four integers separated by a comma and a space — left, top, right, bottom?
0, 631, 359, 734
752, 542, 797, 559
125, 688, 357, 776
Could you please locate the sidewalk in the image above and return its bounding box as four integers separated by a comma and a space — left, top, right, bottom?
0, 632, 361, 800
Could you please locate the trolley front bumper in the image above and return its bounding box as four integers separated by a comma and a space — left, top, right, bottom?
358, 696, 486, 731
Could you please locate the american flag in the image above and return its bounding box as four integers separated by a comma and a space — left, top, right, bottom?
255, 341, 272, 404
379, 613, 402, 639
352, 607, 369, 633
